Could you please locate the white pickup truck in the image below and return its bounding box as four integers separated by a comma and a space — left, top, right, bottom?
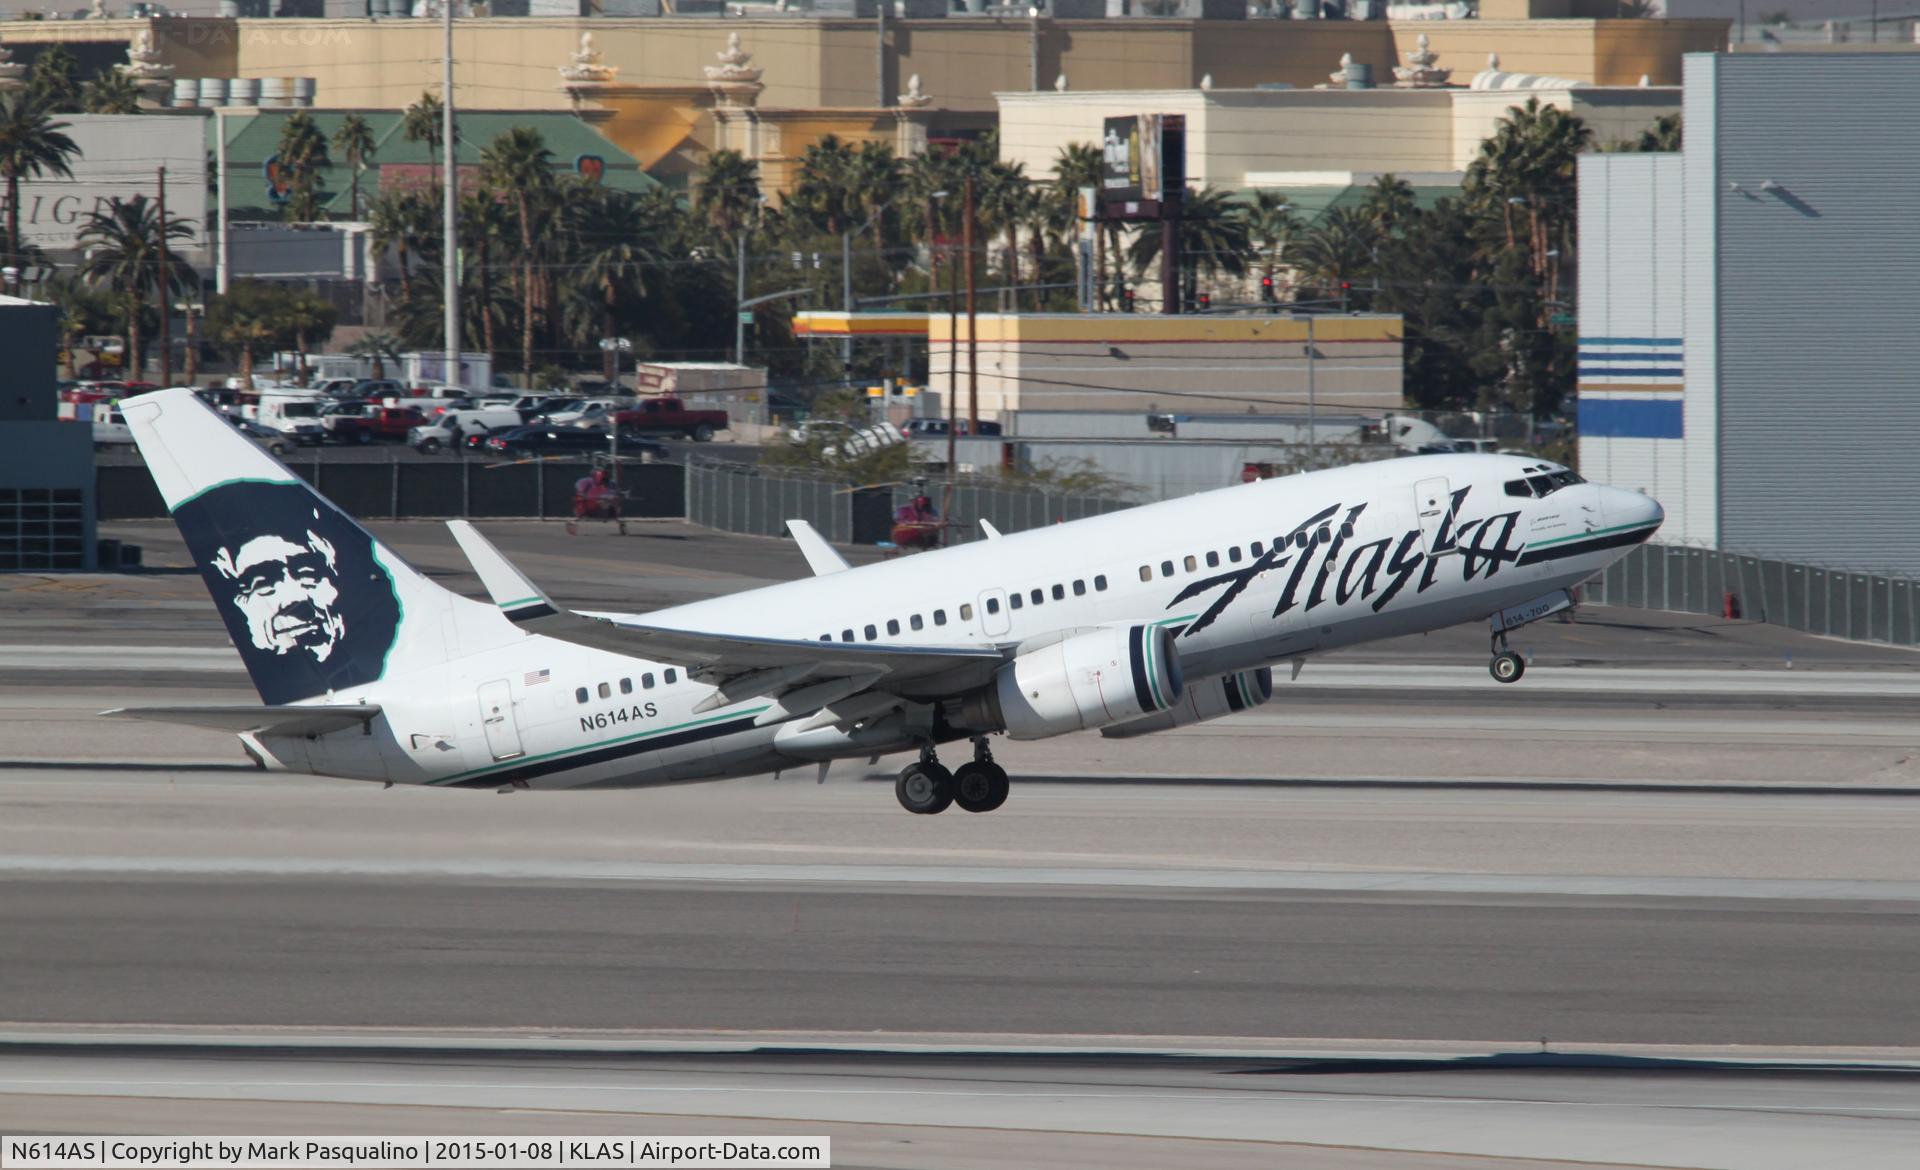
409, 404, 524, 453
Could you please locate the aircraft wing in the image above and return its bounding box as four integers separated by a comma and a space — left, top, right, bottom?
101, 704, 382, 737
445, 521, 1004, 693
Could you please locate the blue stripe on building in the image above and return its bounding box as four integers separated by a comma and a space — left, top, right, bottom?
1576, 352, 1684, 363
1578, 367, 1686, 378
1581, 337, 1683, 347
1578, 398, 1684, 439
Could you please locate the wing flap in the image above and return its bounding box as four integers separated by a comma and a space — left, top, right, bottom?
101, 705, 381, 737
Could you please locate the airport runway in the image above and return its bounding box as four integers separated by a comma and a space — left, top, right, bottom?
4, 520, 1920, 1167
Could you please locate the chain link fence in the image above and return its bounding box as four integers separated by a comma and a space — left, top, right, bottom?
1584, 542, 1920, 647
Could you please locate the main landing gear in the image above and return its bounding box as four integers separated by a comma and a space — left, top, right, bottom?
1489, 630, 1526, 684
895, 737, 1009, 815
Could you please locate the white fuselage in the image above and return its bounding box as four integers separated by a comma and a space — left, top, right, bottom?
260, 454, 1660, 791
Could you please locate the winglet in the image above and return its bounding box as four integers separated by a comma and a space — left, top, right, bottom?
979, 519, 1004, 540
786, 519, 850, 576
447, 520, 559, 621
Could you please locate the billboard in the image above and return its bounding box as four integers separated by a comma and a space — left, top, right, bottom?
1099, 114, 1186, 209
0, 116, 207, 254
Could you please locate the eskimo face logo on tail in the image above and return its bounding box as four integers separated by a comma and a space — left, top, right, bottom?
174, 482, 400, 705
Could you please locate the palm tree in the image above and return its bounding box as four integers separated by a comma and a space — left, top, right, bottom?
458, 188, 515, 363
402, 92, 447, 192
282, 291, 337, 383
207, 281, 290, 392
80, 70, 141, 115
1284, 206, 1379, 308
1246, 189, 1300, 294
0, 93, 77, 270
332, 114, 378, 219
788, 134, 860, 234
904, 148, 960, 271
26, 46, 81, 114
276, 111, 331, 222
1623, 113, 1682, 153
976, 160, 1030, 296
347, 330, 403, 381
1128, 185, 1251, 308
77, 194, 193, 379
697, 148, 762, 242
479, 127, 556, 375
568, 189, 657, 383
368, 190, 435, 300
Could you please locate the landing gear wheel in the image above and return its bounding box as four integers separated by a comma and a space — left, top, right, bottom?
952, 762, 1010, 813
1490, 650, 1525, 684
895, 761, 954, 814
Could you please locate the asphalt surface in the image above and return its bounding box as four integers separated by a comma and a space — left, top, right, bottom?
5, 520, 1920, 1166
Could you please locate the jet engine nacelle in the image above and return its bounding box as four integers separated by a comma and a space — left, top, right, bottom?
1100, 666, 1274, 739
955, 624, 1183, 740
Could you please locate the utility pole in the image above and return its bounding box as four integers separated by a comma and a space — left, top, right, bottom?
214, 108, 229, 296
1029, 4, 1041, 92
876, 0, 888, 106
156, 165, 170, 388
841, 229, 853, 368
945, 240, 958, 476
441, 0, 460, 390
734, 230, 747, 365
963, 173, 978, 433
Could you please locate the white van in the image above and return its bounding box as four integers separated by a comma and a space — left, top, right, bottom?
91, 409, 133, 449
250, 390, 329, 446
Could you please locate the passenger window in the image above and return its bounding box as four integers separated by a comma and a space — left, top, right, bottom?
665, 669, 677, 684
597, 682, 611, 699
1139, 565, 1152, 582
984, 598, 999, 615
910, 614, 924, 631
1052, 584, 1065, 601
1030, 589, 1044, 605
819, 634, 831, 641
1340, 522, 1355, 539
1228, 546, 1242, 563
934, 609, 948, 625
619, 678, 633, 694
887, 619, 900, 635
643, 673, 655, 688
1161, 561, 1174, 577
1094, 575, 1108, 591
1072, 580, 1086, 596
1295, 531, 1310, 549
1183, 555, 1197, 572
864, 624, 878, 640
1205, 551, 1219, 568
960, 603, 974, 620
1251, 542, 1263, 556
1009, 593, 1023, 610
575, 687, 588, 704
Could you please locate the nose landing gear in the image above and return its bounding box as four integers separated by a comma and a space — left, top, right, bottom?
895, 738, 1009, 814
1489, 631, 1526, 683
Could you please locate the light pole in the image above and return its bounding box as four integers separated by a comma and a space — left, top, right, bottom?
173, 299, 205, 385
598, 335, 632, 392
842, 200, 897, 369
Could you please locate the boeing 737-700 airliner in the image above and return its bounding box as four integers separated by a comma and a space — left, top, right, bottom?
108, 388, 1663, 813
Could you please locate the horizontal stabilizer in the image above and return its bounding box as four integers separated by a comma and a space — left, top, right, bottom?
101, 704, 381, 737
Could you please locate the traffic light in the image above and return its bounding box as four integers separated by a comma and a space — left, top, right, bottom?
1122, 288, 1136, 313
1260, 275, 1276, 303
1197, 292, 1211, 313
1340, 280, 1351, 310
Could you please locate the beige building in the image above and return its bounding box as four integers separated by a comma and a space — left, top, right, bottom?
928, 312, 1404, 420
999, 65, 1681, 194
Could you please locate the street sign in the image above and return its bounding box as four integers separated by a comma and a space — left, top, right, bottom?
738, 311, 754, 324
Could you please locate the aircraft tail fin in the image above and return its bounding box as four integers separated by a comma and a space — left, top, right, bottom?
121, 388, 457, 706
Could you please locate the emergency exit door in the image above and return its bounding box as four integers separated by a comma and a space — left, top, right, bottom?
477, 679, 525, 761
1415, 477, 1456, 555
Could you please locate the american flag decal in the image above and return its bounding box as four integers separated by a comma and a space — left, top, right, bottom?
524, 668, 551, 687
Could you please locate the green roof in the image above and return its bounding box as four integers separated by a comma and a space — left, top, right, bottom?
1232, 182, 1455, 229
214, 109, 658, 218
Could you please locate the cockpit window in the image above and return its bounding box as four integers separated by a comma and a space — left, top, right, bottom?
1505, 469, 1586, 499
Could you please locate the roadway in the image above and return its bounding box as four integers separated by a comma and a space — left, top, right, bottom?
2, 520, 1919, 1167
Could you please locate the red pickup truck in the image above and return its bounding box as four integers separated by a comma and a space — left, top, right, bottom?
328, 404, 429, 444
612, 396, 729, 442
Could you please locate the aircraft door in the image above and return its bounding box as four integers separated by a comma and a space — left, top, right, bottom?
477, 679, 525, 761
1414, 477, 1456, 555
978, 588, 1012, 637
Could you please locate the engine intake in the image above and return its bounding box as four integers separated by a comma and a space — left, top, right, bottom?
954, 624, 1183, 740
1101, 666, 1274, 739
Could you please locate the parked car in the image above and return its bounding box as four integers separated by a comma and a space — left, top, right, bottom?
350, 378, 409, 401
485, 425, 665, 460
902, 417, 1002, 438
543, 396, 633, 424
330, 404, 429, 444
524, 396, 583, 423
226, 415, 294, 457
409, 404, 524, 453
313, 378, 363, 398
91, 409, 134, 449
611, 395, 729, 442
787, 419, 905, 459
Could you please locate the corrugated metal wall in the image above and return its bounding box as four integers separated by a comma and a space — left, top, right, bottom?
1704, 54, 1920, 574
1681, 52, 1723, 548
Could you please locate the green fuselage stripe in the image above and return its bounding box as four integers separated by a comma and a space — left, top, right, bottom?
1526, 521, 1660, 550
435, 704, 772, 785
